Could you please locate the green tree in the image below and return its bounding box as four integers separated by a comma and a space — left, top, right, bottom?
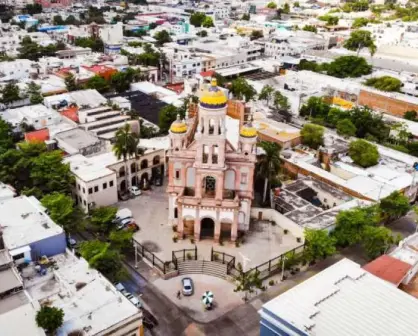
53, 15, 64, 25
230, 77, 256, 102
272, 90, 290, 117
64, 73, 78, 92
64, 15, 78, 25
197, 30, 208, 37
362, 226, 396, 259
79, 240, 109, 261
256, 141, 281, 204
302, 25, 317, 33
190, 12, 206, 27
333, 205, 380, 246
25, 3, 42, 14
299, 96, 330, 118
86, 75, 109, 93
267, 1, 277, 8
154, 30, 172, 46
259, 85, 275, 105
110, 71, 130, 93
319, 15, 339, 25
112, 123, 139, 190
282, 3, 290, 13
159, 104, 184, 133
1, 82, 20, 106
27, 81, 43, 104
241, 13, 250, 20
89, 206, 118, 234
36, 306, 64, 334
233, 263, 264, 301
294, 1, 300, 7
300, 123, 324, 149
74, 37, 103, 52
336, 118, 356, 137
41, 192, 85, 236
250, 30, 263, 40
352, 17, 369, 28
202, 16, 214, 28
109, 230, 134, 251
379, 191, 411, 222
344, 30, 377, 56
326, 56, 372, 78
90, 248, 127, 281
303, 229, 336, 263
349, 139, 379, 168
364, 76, 402, 92
0, 117, 14, 155
27, 150, 74, 198
404, 110, 417, 121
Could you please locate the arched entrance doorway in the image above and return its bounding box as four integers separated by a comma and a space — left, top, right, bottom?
120, 180, 127, 192
140, 172, 149, 189
132, 176, 138, 186
200, 218, 215, 239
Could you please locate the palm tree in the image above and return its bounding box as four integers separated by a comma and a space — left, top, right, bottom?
112, 123, 139, 192
256, 141, 282, 205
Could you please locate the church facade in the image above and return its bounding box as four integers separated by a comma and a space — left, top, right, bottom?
166, 79, 257, 243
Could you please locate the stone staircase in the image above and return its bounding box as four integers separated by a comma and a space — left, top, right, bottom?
177, 260, 228, 279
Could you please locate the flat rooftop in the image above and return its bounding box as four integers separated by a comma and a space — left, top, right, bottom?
25, 252, 141, 336
64, 153, 116, 182
0, 302, 45, 336
260, 258, 418, 336
0, 196, 63, 251
44, 89, 107, 109
0, 267, 22, 294
55, 128, 102, 155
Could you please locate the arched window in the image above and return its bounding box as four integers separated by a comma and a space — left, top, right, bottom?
140, 159, 148, 169
153, 156, 160, 165
130, 162, 137, 174
204, 176, 216, 197
119, 166, 125, 177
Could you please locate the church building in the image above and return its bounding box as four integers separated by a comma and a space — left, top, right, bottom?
166, 78, 257, 243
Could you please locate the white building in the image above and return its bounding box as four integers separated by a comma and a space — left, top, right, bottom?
260, 258, 418, 336
64, 148, 165, 212
0, 59, 35, 83
1, 104, 62, 130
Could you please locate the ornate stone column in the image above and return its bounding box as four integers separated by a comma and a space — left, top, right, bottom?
215, 173, 224, 200
214, 209, 221, 243
194, 207, 201, 241
231, 209, 238, 242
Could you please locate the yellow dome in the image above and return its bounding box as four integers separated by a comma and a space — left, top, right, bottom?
199, 78, 228, 109
240, 122, 257, 138
170, 115, 187, 134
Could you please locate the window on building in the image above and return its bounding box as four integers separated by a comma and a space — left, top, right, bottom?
241, 173, 248, 184
79, 196, 82, 203
82, 188, 85, 194
12, 253, 24, 260
77, 184, 80, 190
94, 186, 99, 192
103, 182, 107, 189
175, 170, 180, 179
83, 200, 86, 206
110, 180, 114, 187
88, 188, 93, 194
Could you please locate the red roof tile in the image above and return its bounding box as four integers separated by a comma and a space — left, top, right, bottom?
200, 70, 215, 77
60, 106, 79, 123
363, 255, 412, 286
25, 128, 50, 143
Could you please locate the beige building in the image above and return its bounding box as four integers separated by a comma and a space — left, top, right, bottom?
65, 148, 165, 212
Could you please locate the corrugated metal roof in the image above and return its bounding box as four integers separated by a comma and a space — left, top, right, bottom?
262, 258, 418, 335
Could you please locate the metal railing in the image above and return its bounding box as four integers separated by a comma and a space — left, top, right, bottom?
211, 244, 305, 280
134, 240, 175, 274
172, 246, 198, 264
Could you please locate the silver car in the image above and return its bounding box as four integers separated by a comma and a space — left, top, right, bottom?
181, 277, 194, 296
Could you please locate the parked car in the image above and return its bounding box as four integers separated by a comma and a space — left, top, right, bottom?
181, 277, 194, 296
124, 222, 139, 232
118, 191, 130, 201
114, 282, 126, 293
129, 186, 142, 196
116, 217, 134, 230
67, 238, 77, 248
114, 208, 132, 223
129, 296, 142, 308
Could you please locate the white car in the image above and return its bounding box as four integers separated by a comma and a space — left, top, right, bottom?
116, 217, 134, 230
129, 186, 142, 196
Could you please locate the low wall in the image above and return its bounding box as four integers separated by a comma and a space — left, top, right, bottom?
250, 208, 305, 243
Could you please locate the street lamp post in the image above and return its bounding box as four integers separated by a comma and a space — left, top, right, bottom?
281, 256, 287, 281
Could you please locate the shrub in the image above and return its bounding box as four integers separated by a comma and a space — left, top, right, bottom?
213, 253, 220, 261
349, 139, 379, 168
283, 229, 289, 235
269, 279, 275, 286
190, 237, 195, 244
172, 225, 177, 232
172, 235, 178, 243
186, 252, 192, 260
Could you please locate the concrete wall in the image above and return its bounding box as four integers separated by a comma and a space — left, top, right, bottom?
359, 90, 418, 117
250, 208, 305, 241
30, 232, 66, 259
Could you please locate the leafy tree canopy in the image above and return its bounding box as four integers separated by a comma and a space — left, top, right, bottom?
300, 123, 324, 149
267, 1, 277, 8
336, 118, 356, 137
302, 25, 317, 33
158, 104, 185, 133
349, 139, 379, 168
379, 191, 411, 222
190, 12, 207, 27
85, 75, 109, 93
154, 30, 172, 46
230, 77, 256, 102
36, 306, 64, 334
404, 110, 417, 121
344, 30, 376, 55
89, 206, 118, 234
362, 226, 397, 260
303, 229, 336, 262
364, 76, 402, 92
326, 56, 372, 78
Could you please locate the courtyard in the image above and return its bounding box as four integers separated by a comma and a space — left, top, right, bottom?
118, 184, 302, 271
153, 274, 243, 323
